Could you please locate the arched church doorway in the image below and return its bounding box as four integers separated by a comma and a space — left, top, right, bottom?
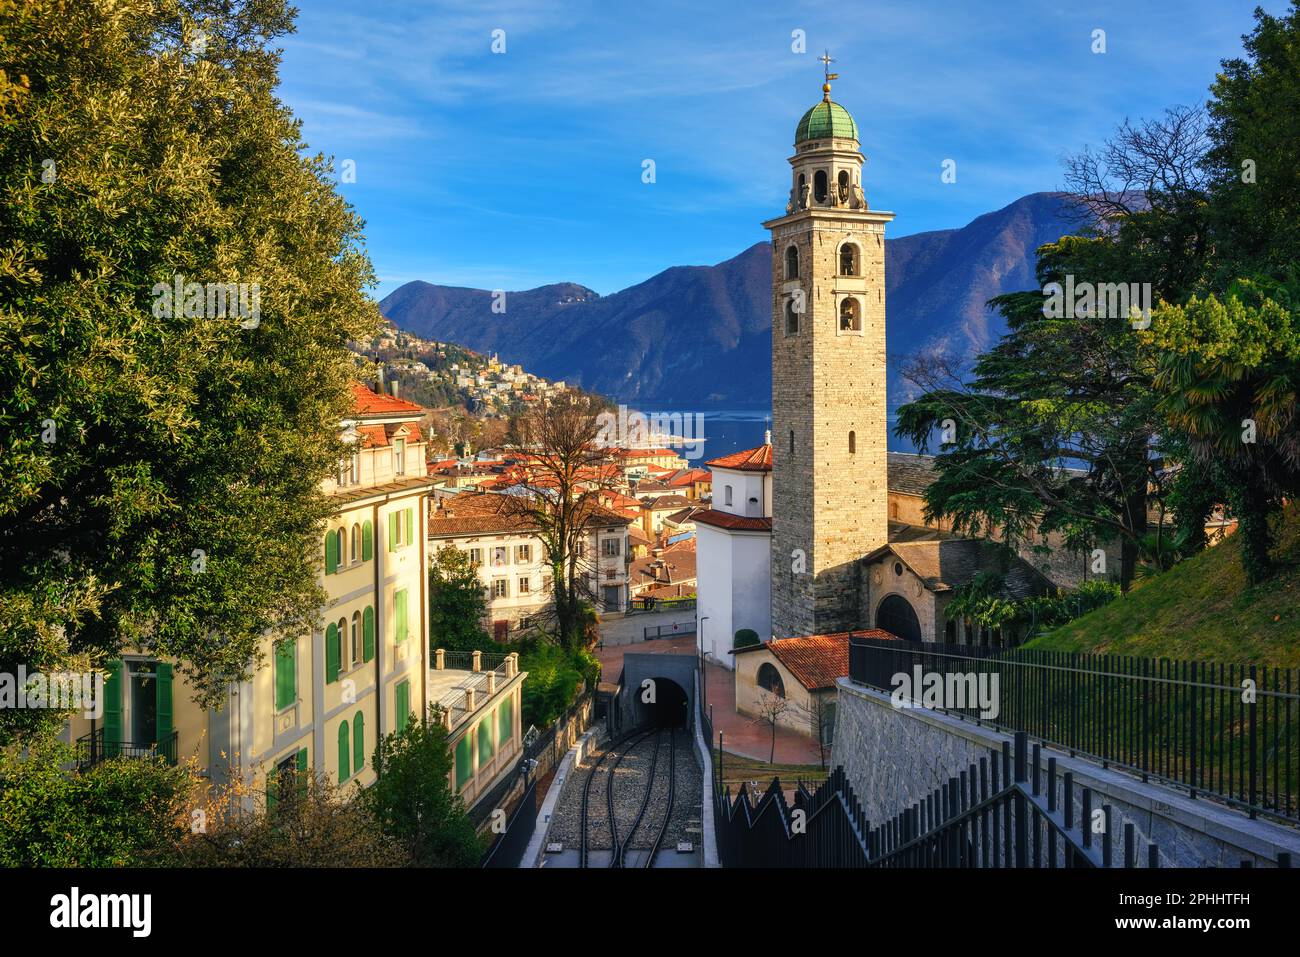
876, 594, 922, 642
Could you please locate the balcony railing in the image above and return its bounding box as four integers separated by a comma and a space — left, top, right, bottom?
76, 728, 179, 768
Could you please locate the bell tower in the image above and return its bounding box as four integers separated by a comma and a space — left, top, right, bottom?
765, 56, 894, 638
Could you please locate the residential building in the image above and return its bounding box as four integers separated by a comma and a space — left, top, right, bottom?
68, 382, 524, 814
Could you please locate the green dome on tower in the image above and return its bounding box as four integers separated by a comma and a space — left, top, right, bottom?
795, 98, 858, 143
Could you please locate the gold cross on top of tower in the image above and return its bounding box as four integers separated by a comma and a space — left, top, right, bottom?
819, 49, 839, 100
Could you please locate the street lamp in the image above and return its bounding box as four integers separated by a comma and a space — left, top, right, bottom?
699, 616, 710, 661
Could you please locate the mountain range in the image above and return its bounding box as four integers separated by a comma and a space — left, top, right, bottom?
379, 192, 1081, 410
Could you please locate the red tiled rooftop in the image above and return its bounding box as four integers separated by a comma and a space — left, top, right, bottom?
350, 381, 425, 416
706, 443, 772, 472
692, 508, 772, 532
733, 630, 897, 690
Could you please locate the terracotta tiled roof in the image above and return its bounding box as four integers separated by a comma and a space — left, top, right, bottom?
733, 630, 897, 690
706, 444, 772, 472
350, 381, 424, 416
666, 468, 711, 488
428, 490, 631, 538
645, 494, 692, 511
693, 508, 772, 532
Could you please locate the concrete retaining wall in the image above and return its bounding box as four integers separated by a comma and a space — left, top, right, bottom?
830, 678, 1300, 867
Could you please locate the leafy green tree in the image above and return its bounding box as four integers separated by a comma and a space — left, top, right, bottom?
1145, 280, 1300, 582
895, 236, 1170, 589
733, 628, 760, 649
429, 545, 491, 653
0, 740, 192, 866
0, 0, 380, 741
363, 708, 481, 868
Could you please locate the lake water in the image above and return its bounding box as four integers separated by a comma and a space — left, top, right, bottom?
632, 406, 918, 462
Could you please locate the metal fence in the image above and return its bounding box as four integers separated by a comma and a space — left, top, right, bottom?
628, 597, 697, 615
76, 728, 178, 767
644, 620, 697, 640
848, 635, 1300, 824
712, 731, 1188, 868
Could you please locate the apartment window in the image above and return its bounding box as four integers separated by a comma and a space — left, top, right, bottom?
491, 579, 508, 599
337, 617, 349, 671
337, 459, 349, 486
576, 540, 587, 559
602, 537, 621, 558
350, 611, 361, 665
393, 438, 406, 476
388, 508, 413, 550
468, 547, 483, 566
518, 576, 530, 595
350, 452, 359, 485
350, 523, 360, 563
491, 546, 508, 568
516, 544, 531, 563
724, 485, 733, 506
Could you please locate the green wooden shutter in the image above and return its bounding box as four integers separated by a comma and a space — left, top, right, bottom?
325, 529, 338, 574
478, 720, 493, 764
498, 696, 513, 744
155, 662, 174, 761
338, 721, 351, 781
363, 606, 375, 662
362, 520, 373, 560
353, 712, 365, 771
275, 640, 296, 710
102, 659, 123, 759
404, 508, 414, 547
394, 589, 408, 643
455, 733, 473, 789
395, 680, 410, 734
296, 747, 309, 799
388, 512, 397, 551
266, 769, 279, 814
325, 623, 340, 684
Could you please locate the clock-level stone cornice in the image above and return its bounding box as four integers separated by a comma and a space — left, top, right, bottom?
761, 207, 896, 232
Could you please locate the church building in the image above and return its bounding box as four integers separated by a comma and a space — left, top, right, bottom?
762, 61, 1050, 647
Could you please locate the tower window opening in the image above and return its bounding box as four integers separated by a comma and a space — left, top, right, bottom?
785, 245, 799, 280
784, 298, 799, 336
838, 170, 850, 203
814, 170, 828, 203
789, 430, 795, 456
849, 430, 856, 454
840, 243, 859, 276
839, 297, 861, 332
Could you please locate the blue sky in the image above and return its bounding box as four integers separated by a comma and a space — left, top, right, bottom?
276, 0, 1277, 300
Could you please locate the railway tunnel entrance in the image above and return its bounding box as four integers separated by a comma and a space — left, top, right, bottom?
615, 653, 697, 734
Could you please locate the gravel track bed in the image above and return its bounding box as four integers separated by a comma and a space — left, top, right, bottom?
543, 726, 702, 855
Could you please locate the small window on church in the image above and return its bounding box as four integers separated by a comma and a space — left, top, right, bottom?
789, 430, 795, 457
839, 297, 861, 332
840, 243, 859, 276
784, 299, 799, 336
814, 170, 828, 203
785, 246, 799, 280
724, 485, 733, 506
848, 430, 856, 454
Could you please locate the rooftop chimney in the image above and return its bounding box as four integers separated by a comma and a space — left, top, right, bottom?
390, 380, 400, 398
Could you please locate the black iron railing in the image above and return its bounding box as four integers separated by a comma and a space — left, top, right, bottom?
847, 636, 1300, 824
76, 728, 179, 768
713, 732, 1183, 868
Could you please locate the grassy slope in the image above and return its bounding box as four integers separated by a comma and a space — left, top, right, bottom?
1026, 505, 1300, 667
